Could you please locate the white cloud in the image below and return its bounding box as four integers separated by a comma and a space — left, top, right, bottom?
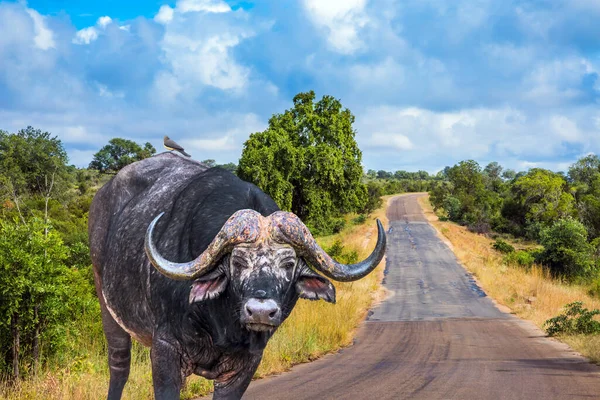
73, 15, 113, 45
356, 105, 599, 171
97, 16, 112, 28
187, 136, 234, 151
550, 115, 580, 141
73, 27, 98, 44
370, 133, 413, 150
25, 8, 55, 50
177, 0, 230, 14
160, 33, 250, 91
154, 3, 257, 94
350, 57, 405, 86
302, 0, 369, 54
154, 5, 174, 24
523, 57, 598, 106
97, 83, 125, 98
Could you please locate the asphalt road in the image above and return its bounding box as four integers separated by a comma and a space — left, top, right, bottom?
209, 194, 600, 399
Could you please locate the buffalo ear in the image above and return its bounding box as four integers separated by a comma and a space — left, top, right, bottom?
189, 272, 228, 303
296, 271, 336, 304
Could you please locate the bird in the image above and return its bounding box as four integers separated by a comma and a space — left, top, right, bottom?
163, 136, 191, 157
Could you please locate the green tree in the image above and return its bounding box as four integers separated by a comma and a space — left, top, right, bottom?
377, 170, 393, 179
89, 138, 156, 174
0, 218, 70, 378
502, 169, 517, 181
568, 154, 600, 186
539, 218, 596, 279
0, 127, 70, 212
238, 91, 367, 234
216, 162, 238, 175
505, 169, 575, 235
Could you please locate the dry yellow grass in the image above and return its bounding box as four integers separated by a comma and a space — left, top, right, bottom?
0, 200, 390, 400
418, 195, 600, 362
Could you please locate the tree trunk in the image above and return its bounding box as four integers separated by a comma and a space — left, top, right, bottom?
33, 304, 40, 375
11, 312, 19, 381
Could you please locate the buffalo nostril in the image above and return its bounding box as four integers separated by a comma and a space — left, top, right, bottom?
244, 298, 280, 325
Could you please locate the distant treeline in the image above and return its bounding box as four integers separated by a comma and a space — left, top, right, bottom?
427, 158, 600, 281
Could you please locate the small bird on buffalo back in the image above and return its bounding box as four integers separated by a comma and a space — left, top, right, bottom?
164, 136, 191, 157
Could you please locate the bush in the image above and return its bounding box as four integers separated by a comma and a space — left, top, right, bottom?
504, 250, 535, 267
331, 218, 346, 234
468, 221, 491, 234
443, 196, 462, 221
544, 302, 600, 336
326, 239, 358, 264
326, 240, 344, 258
352, 214, 367, 225
492, 239, 515, 254
539, 217, 596, 279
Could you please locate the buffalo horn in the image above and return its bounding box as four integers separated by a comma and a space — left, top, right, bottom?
269, 212, 386, 282
144, 210, 265, 280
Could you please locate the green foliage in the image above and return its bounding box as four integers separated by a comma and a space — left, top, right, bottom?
568, 154, 600, 186
504, 250, 535, 267
544, 302, 600, 336
539, 217, 596, 279
507, 168, 575, 229
0, 127, 70, 202
443, 196, 462, 221
325, 240, 358, 264
352, 214, 367, 225
238, 91, 367, 235
89, 138, 156, 174
0, 218, 76, 376
363, 181, 383, 214
492, 239, 515, 254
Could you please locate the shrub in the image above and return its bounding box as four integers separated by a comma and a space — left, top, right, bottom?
539, 217, 596, 279
544, 302, 600, 336
443, 196, 462, 221
326, 240, 344, 258
352, 214, 367, 225
331, 218, 346, 234
468, 221, 491, 234
504, 250, 535, 267
492, 239, 515, 254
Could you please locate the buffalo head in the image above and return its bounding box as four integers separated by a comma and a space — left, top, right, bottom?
144, 209, 386, 332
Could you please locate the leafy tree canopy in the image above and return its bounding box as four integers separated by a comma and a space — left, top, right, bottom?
510, 168, 575, 226
88, 138, 155, 174
568, 154, 600, 186
0, 127, 69, 199
237, 91, 367, 234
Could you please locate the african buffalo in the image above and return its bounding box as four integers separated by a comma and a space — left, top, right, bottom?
89, 153, 386, 399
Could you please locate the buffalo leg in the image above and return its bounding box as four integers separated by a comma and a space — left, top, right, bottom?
150, 337, 183, 399
100, 304, 132, 400
213, 355, 262, 400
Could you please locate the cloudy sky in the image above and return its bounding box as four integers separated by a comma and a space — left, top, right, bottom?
1, 0, 599, 173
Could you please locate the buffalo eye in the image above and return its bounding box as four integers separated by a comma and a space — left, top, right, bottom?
231, 255, 249, 270
280, 257, 296, 270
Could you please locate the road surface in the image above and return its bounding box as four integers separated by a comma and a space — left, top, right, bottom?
207, 194, 600, 399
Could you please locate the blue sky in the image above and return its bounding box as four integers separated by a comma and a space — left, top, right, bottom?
1, 0, 599, 173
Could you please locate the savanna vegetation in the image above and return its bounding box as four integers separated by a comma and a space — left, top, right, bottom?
416, 155, 600, 361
